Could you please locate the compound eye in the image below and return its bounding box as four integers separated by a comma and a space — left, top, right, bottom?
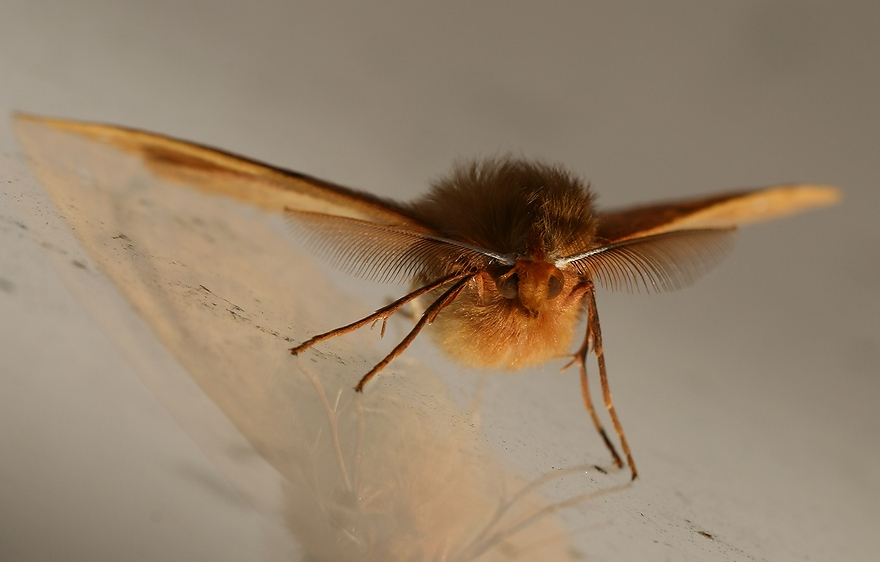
547, 272, 564, 300
497, 273, 519, 299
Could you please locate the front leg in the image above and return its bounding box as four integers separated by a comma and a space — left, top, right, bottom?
584, 283, 637, 480
563, 281, 637, 480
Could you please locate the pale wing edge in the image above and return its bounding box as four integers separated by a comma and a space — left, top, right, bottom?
13, 112, 429, 229
599, 185, 840, 242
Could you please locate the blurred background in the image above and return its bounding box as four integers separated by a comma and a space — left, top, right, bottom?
1, 1, 877, 560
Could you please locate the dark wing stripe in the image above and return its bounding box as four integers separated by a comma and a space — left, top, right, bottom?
13, 113, 431, 229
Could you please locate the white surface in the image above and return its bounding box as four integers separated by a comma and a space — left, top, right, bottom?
1, 1, 878, 561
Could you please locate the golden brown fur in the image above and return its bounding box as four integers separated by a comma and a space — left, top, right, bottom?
407, 159, 599, 368
430, 271, 587, 369
407, 159, 598, 259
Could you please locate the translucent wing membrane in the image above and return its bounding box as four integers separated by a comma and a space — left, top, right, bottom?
13, 113, 428, 228
565, 229, 737, 293
285, 210, 494, 283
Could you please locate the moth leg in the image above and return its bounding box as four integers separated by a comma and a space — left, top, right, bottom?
585, 285, 638, 480
570, 334, 624, 470
290, 272, 468, 355
563, 284, 624, 470
354, 274, 475, 392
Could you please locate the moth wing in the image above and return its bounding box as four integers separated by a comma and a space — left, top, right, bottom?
596, 184, 841, 242
13, 112, 429, 230
13, 113, 490, 283
573, 184, 840, 293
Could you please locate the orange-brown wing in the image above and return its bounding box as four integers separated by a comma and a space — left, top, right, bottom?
13, 113, 495, 284
566, 185, 841, 293
596, 185, 841, 243
13, 112, 427, 229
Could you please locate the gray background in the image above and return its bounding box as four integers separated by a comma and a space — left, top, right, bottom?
1, 1, 878, 560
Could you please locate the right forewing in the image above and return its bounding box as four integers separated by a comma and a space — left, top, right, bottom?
596, 184, 840, 243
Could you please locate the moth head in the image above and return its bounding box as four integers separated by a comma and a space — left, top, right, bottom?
492, 259, 566, 315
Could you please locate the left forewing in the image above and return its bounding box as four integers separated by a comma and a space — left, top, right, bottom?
13, 113, 429, 229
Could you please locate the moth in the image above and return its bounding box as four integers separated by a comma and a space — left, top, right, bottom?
15, 114, 840, 480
